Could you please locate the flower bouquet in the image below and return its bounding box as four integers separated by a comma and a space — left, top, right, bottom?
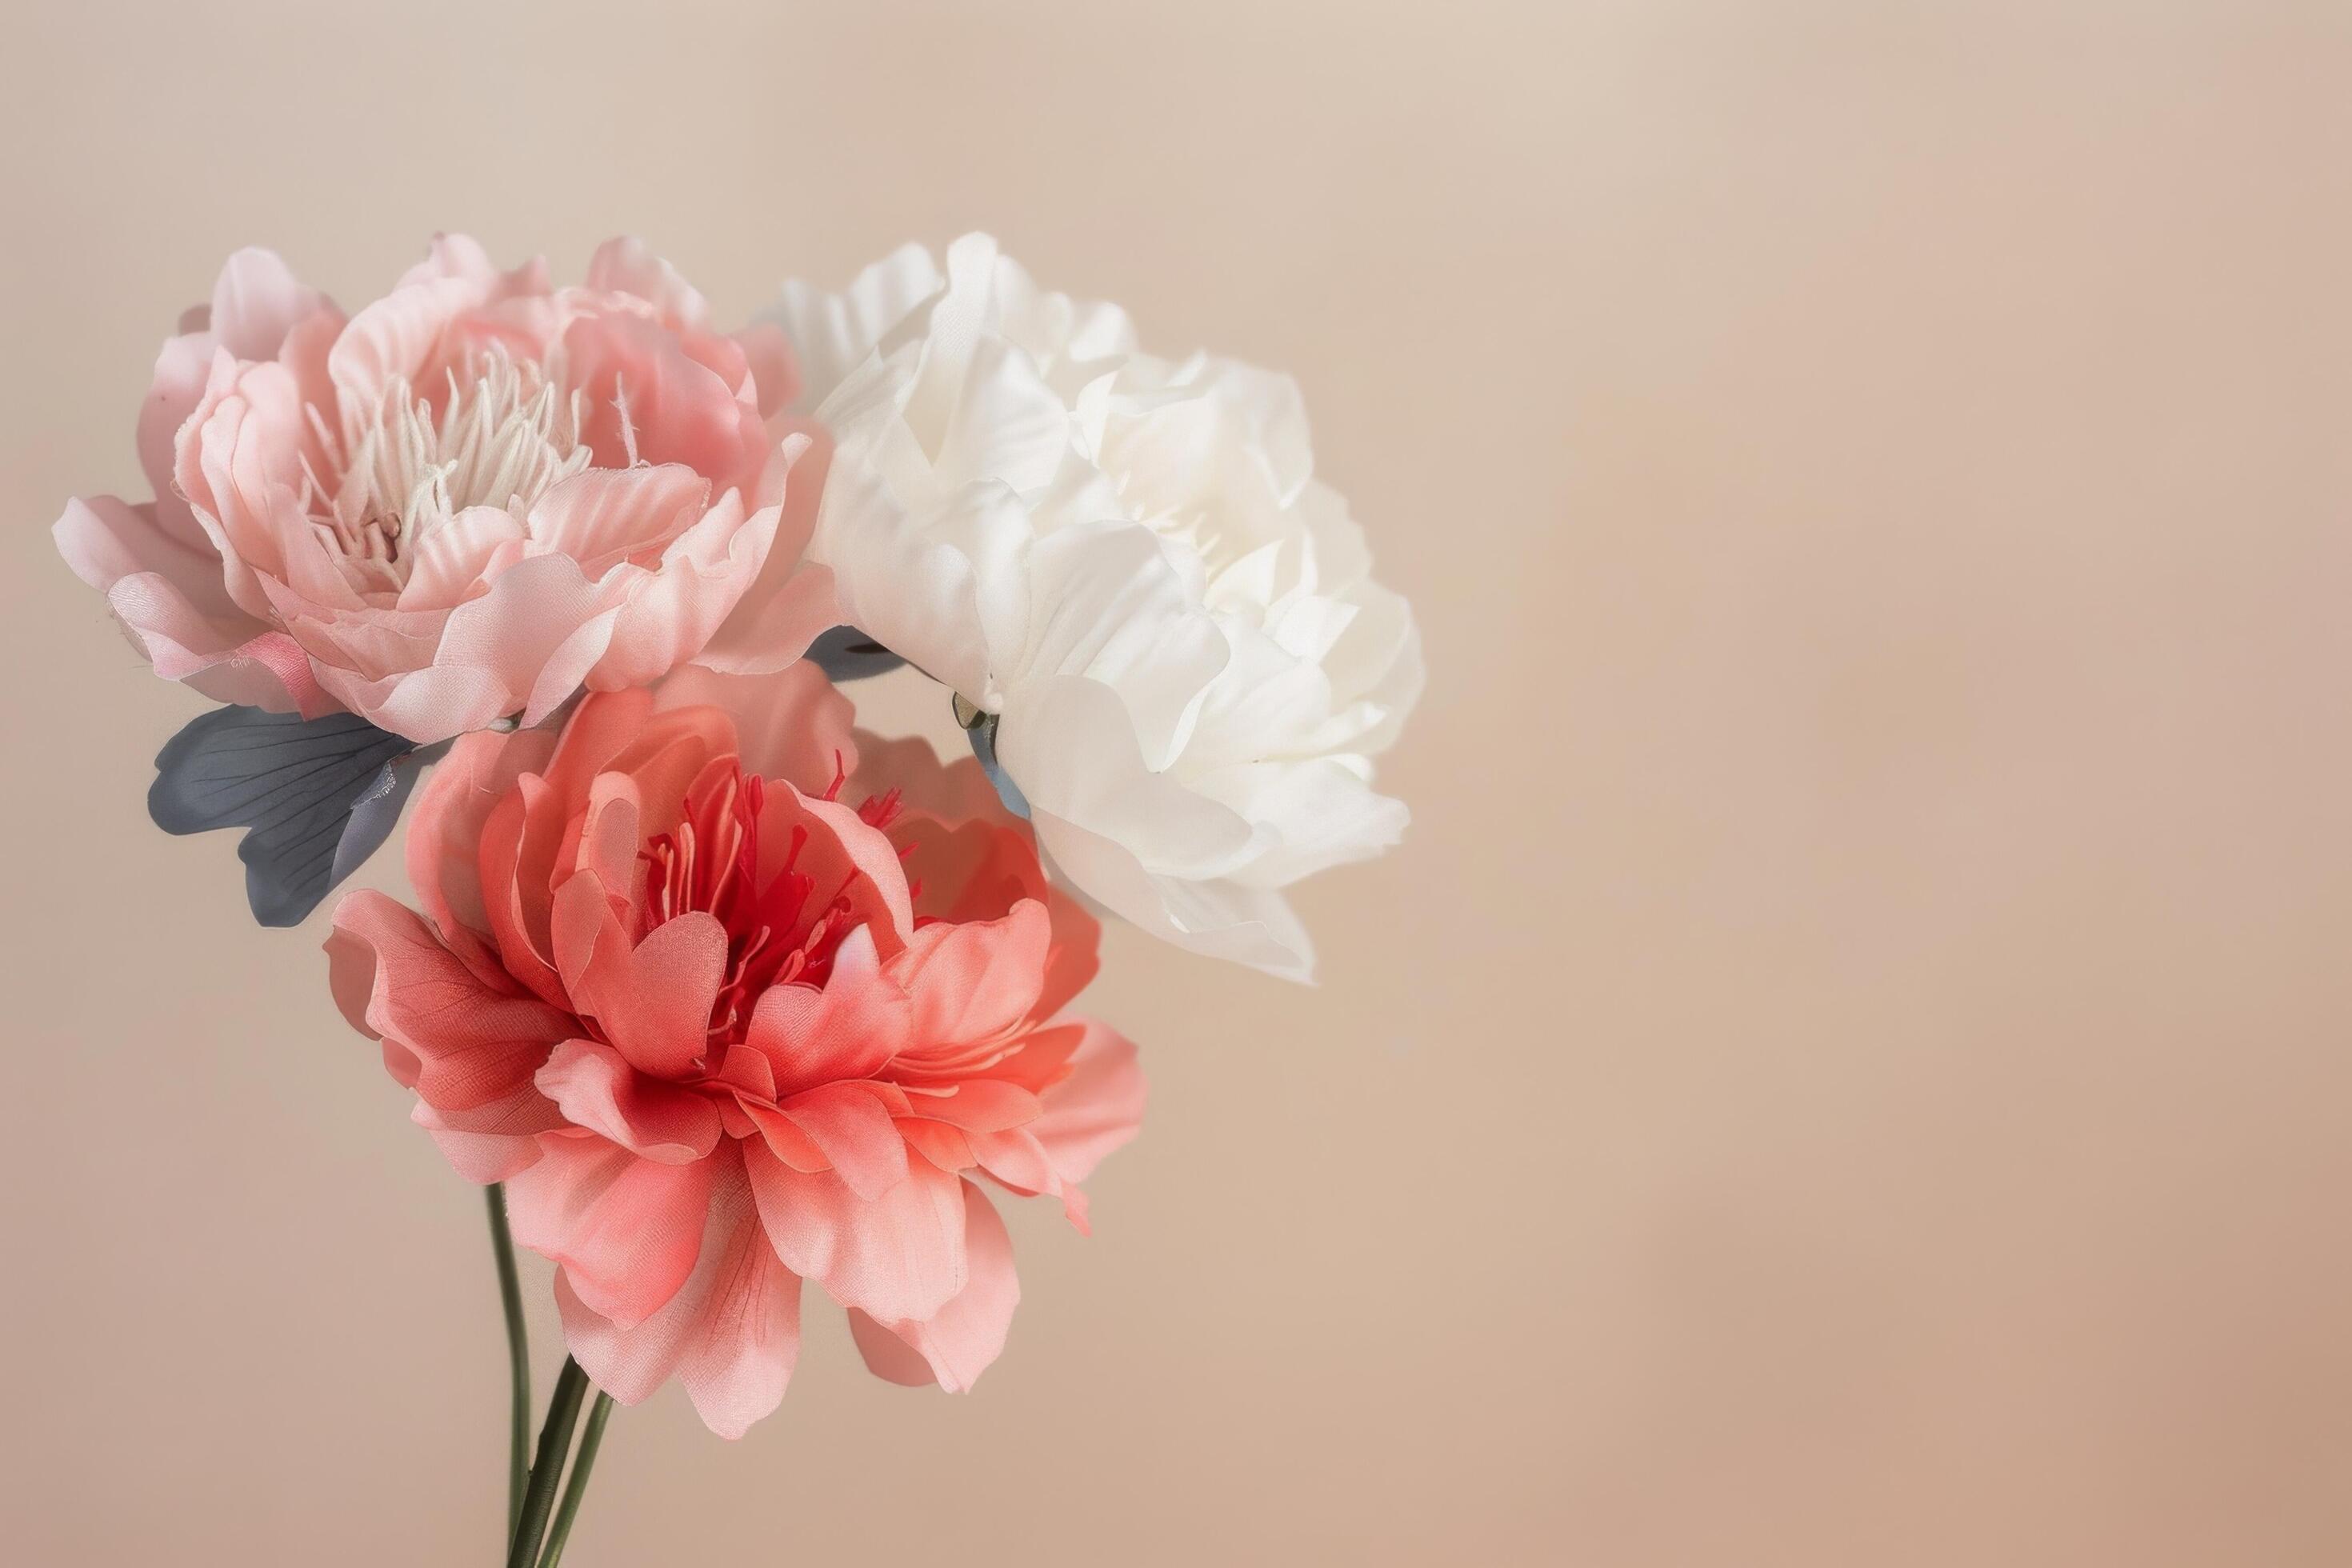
53, 233, 1421, 1563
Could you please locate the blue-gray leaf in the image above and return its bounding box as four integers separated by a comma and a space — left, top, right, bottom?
148, 706, 421, 928
964, 712, 1033, 821
806, 624, 908, 682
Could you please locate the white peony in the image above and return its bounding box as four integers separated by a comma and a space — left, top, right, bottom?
770, 234, 1422, 980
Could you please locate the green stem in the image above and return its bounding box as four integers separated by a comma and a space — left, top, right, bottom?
486, 1183, 531, 1542
536, 1393, 614, 1568
507, 1360, 590, 1568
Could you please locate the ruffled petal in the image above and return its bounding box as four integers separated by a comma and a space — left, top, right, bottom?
506, 1133, 716, 1330
412, 1086, 564, 1183
886, 901, 1051, 1050
405, 727, 558, 958
745, 926, 911, 1098
582, 481, 787, 696
1031, 803, 1316, 980
534, 1039, 723, 1163
550, 879, 726, 1079
693, 423, 837, 678
562, 309, 764, 491
583, 236, 710, 328
525, 464, 710, 580
138, 331, 219, 546
1014, 523, 1230, 772
652, 660, 858, 797
54, 495, 330, 714
554, 1149, 799, 1438
846, 1182, 1019, 1393
209, 247, 326, 361
746, 1140, 966, 1324
1026, 1018, 1146, 1185
774, 1082, 909, 1200
325, 890, 572, 1117
768, 242, 942, 414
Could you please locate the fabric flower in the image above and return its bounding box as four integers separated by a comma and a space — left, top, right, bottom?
324, 663, 1144, 1436
764, 234, 1423, 980
56, 235, 834, 746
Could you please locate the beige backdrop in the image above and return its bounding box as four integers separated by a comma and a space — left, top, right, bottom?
4, 2, 2350, 1564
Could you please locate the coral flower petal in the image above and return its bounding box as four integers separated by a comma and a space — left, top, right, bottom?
746, 1142, 968, 1325
555, 1150, 800, 1439
846, 1182, 1021, 1393
550, 882, 726, 1079
328, 679, 1145, 1435
535, 1039, 724, 1164
746, 927, 910, 1098
775, 1082, 910, 1199
506, 1134, 717, 1330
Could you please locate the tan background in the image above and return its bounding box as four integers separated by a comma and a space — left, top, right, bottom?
4, 2, 2350, 1563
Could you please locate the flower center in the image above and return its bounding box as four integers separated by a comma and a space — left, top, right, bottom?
639, 762, 904, 1048
302, 344, 594, 582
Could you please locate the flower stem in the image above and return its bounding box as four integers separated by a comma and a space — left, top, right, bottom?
486, 1182, 530, 1541
507, 1358, 590, 1568
535, 1393, 614, 1568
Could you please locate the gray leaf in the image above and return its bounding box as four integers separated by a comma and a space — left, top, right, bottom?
149, 706, 418, 927
962, 710, 1033, 822
806, 624, 908, 682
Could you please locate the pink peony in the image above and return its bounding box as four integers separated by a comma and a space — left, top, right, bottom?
56, 236, 835, 745
325, 664, 1144, 1435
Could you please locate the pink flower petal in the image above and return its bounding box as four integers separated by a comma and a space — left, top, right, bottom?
54, 494, 330, 715
78, 236, 818, 746
327, 270, 494, 411
396, 506, 526, 611
694, 428, 837, 676
583, 488, 783, 695
137, 331, 220, 548
522, 609, 622, 729
731, 322, 801, 416
208, 247, 326, 361
563, 310, 761, 488
583, 236, 710, 328
846, 1309, 937, 1386
307, 658, 514, 746
525, 465, 710, 581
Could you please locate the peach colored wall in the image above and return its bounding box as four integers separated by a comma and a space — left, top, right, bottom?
3, 2, 2348, 1564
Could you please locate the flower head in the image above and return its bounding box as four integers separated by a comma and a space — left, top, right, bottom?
326, 663, 1142, 1435
767, 234, 1423, 980
58, 235, 835, 746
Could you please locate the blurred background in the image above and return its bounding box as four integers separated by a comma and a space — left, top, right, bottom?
4, 2, 2350, 1563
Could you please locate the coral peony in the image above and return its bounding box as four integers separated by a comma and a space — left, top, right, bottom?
57, 235, 834, 746
767, 234, 1422, 980
325, 664, 1143, 1435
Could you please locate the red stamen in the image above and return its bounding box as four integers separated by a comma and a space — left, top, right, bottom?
634, 760, 870, 1050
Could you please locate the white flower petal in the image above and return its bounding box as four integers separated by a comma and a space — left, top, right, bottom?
779, 237, 1420, 981
767, 242, 943, 414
